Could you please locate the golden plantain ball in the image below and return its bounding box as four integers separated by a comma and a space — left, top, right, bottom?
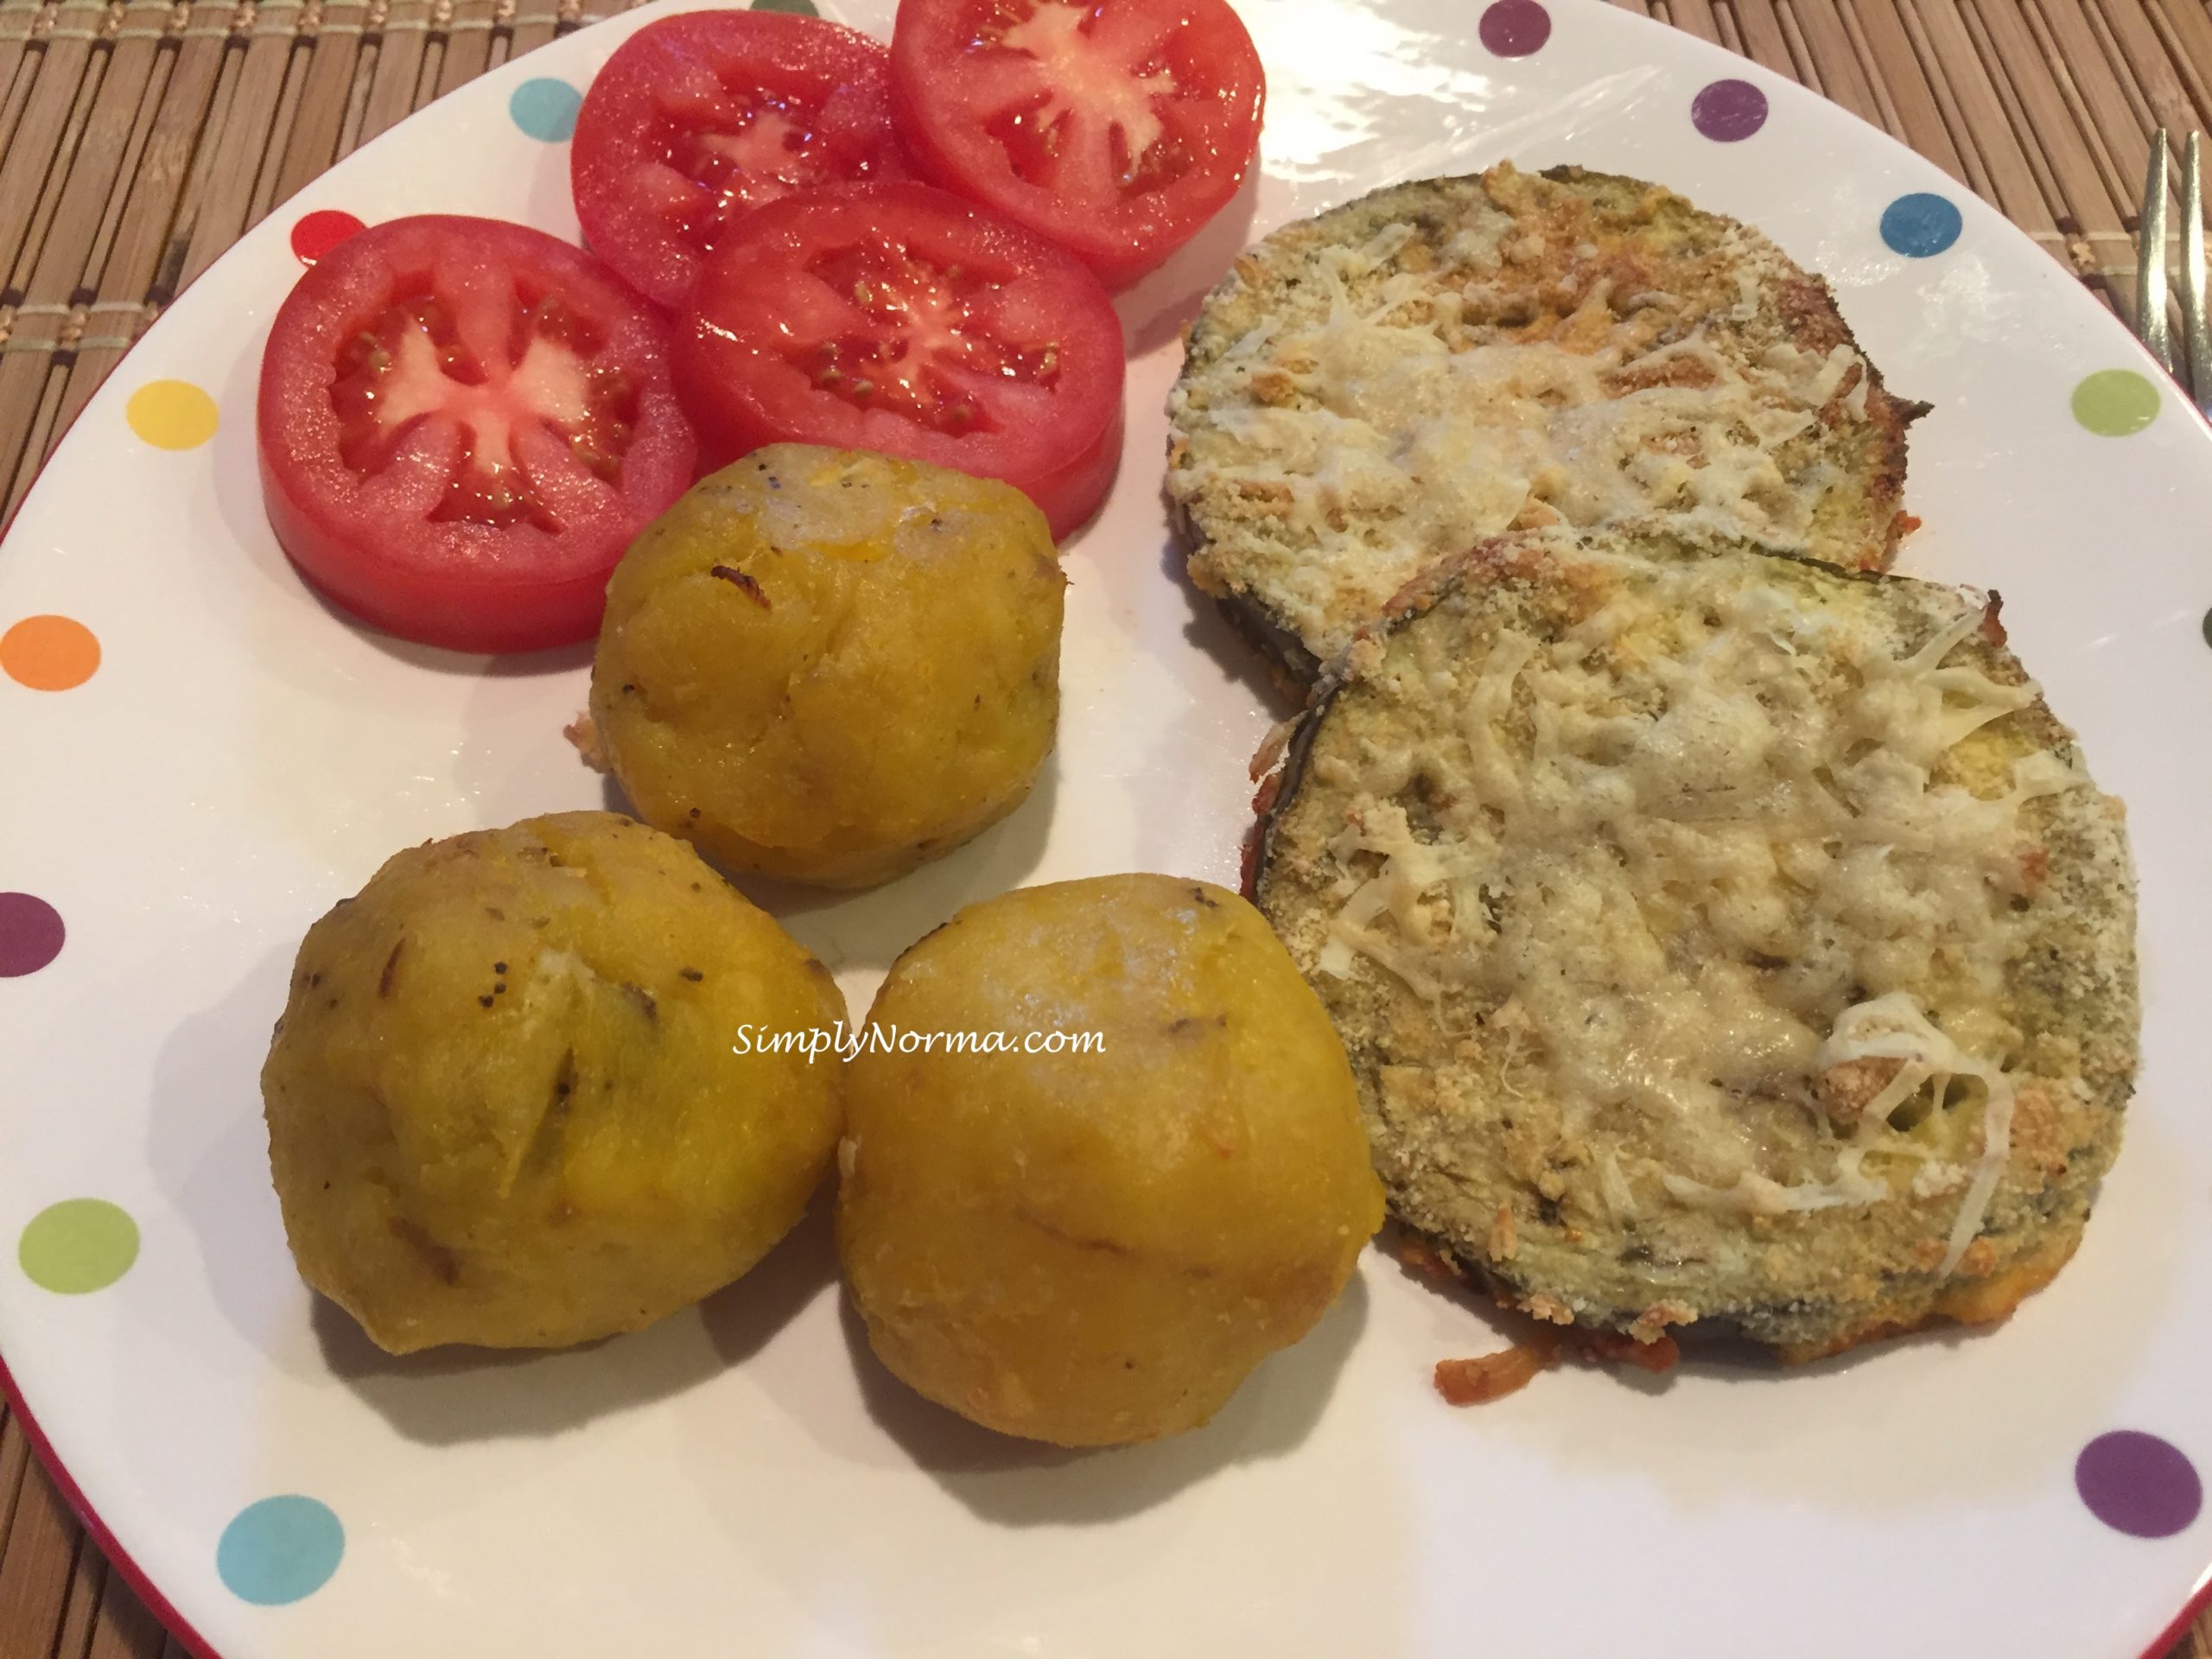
261, 811, 846, 1353
837, 874, 1384, 1446
589, 445, 1065, 889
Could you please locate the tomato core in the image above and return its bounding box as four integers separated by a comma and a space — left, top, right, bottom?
328, 288, 639, 531
794, 242, 1058, 435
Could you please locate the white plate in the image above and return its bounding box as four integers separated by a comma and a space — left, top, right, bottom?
3, 0, 2209, 1653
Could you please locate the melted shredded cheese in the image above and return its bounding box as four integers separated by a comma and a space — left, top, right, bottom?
1308, 548, 2075, 1274
1173, 219, 1875, 660
1819, 992, 2016, 1274
1661, 993, 2015, 1270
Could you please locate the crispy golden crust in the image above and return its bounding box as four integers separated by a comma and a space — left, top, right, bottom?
1254, 529, 2136, 1359
1167, 163, 1925, 684
1771, 1222, 2082, 1363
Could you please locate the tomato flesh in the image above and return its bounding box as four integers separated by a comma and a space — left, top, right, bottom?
794, 239, 1059, 435
258, 215, 696, 652
982, 4, 1183, 193
328, 289, 639, 529
890, 0, 1265, 289
571, 10, 907, 309
673, 181, 1125, 541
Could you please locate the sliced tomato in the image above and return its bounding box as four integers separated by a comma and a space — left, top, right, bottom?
257, 215, 697, 652
673, 181, 1124, 539
889, 0, 1264, 289
571, 10, 908, 309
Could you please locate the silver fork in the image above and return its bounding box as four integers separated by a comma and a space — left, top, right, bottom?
2135, 129, 2212, 410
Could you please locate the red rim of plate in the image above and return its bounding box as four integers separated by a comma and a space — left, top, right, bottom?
0, 10, 2205, 1659
0, 1341, 225, 1659
2143, 1570, 2212, 1659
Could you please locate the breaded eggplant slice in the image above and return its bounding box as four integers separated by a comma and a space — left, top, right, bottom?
1254, 528, 2137, 1361
1168, 163, 1926, 683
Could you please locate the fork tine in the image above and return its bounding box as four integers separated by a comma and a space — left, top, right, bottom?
2139, 129, 2174, 374
2184, 133, 2209, 411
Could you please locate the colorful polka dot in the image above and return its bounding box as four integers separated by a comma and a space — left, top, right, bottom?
509, 77, 582, 143
217, 1497, 345, 1605
1692, 79, 1768, 142
289, 209, 365, 266
125, 379, 218, 451
2072, 368, 2161, 436
1881, 192, 1962, 257
18, 1199, 138, 1294
1, 615, 99, 691
0, 893, 64, 978
750, 0, 819, 14
2076, 1432, 2202, 1538
1478, 0, 1549, 56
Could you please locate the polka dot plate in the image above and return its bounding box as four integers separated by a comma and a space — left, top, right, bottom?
3, 1, 2209, 1655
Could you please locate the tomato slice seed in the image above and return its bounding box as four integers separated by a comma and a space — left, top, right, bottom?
328, 284, 640, 529
571, 13, 907, 308
257, 213, 699, 652
659, 89, 823, 241
889, 0, 1263, 288
953, 0, 1185, 199
674, 95, 804, 182
790, 240, 1059, 435
1000, 4, 1173, 158
671, 181, 1123, 536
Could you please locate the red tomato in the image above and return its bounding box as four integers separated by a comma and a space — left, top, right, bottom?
571, 10, 908, 309
673, 181, 1125, 540
257, 215, 697, 653
888, 0, 1264, 289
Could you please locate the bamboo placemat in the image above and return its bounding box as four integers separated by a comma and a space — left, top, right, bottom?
0, 0, 2208, 1655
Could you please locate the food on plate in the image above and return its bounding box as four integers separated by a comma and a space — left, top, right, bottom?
257, 214, 697, 653
1254, 527, 2138, 1362
671, 181, 1125, 540
1395, 1235, 1679, 1404
1168, 163, 1925, 683
837, 874, 1383, 1446
570, 9, 908, 309
588, 445, 1065, 888
1432, 1336, 1558, 1405
261, 811, 845, 1353
888, 0, 1265, 289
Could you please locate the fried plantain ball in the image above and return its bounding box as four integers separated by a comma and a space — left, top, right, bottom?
262, 811, 846, 1353
837, 874, 1383, 1446
588, 445, 1065, 889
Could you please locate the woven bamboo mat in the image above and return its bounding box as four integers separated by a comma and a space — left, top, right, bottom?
0, 0, 2209, 1655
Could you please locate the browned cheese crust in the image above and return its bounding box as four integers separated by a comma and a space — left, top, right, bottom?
1254, 529, 2136, 1360
1168, 163, 1925, 685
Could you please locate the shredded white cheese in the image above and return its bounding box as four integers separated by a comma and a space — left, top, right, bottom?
1816, 992, 2016, 1274
1309, 547, 2074, 1274
1171, 221, 1875, 661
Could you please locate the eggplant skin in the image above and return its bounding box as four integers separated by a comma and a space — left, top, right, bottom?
1167, 162, 1925, 687
1253, 528, 2138, 1362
